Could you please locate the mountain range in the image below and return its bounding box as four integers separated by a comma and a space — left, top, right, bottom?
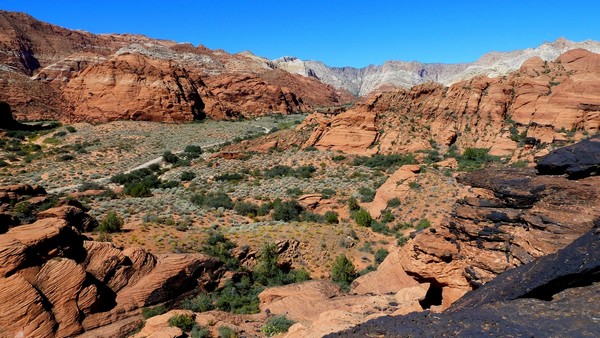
1, 10, 600, 123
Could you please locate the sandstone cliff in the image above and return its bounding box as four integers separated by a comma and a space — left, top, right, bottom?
0, 10, 352, 123
306, 49, 600, 159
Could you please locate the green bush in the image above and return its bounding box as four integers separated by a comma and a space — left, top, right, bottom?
272, 200, 303, 222
374, 248, 389, 265
347, 197, 360, 212
215, 172, 244, 182
126, 182, 152, 197
218, 326, 238, 338
168, 314, 195, 332
261, 315, 296, 336
202, 231, 238, 268
352, 154, 416, 170
324, 211, 339, 224
192, 192, 234, 209
456, 147, 500, 171
184, 145, 203, 159
163, 150, 180, 164
182, 294, 213, 313
352, 209, 373, 227
191, 324, 211, 338
180, 171, 196, 181
359, 187, 376, 202
66, 126, 77, 133
331, 254, 358, 291
96, 211, 123, 233
141, 305, 167, 319
234, 201, 259, 217
415, 218, 431, 230
387, 197, 401, 208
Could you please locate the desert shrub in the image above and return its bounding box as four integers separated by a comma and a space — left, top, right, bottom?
352, 154, 416, 170
331, 155, 346, 162
457, 147, 500, 171
331, 254, 358, 291
286, 187, 303, 197
257, 203, 273, 216
300, 211, 324, 223
53, 131, 67, 137
180, 171, 196, 181
380, 210, 395, 224
397, 234, 409, 246
58, 154, 74, 161
261, 315, 295, 337
202, 231, 238, 268
192, 192, 233, 209
0, 159, 8, 167
294, 165, 316, 178
320, 188, 336, 199
263, 165, 293, 178
271, 200, 303, 222
218, 326, 238, 338
387, 197, 401, 208
160, 180, 180, 189
168, 314, 195, 332
374, 248, 389, 265
184, 145, 203, 159
141, 305, 166, 319
96, 211, 123, 233
347, 197, 360, 212
415, 218, 431, 230
358, 187, 376, 202
163, 150, 180, 164
215, 172, 244, 182
182, 294, 213, 313
191, 324, 211, 338
234, 201, 259, 217
371, 221, 390, 234
78, 181, 105, 192
126, 182, 153, 197
352, 208, 373, 227
324, 210, 339, 224
65, 126, 77, 133
214, 278, 263, 314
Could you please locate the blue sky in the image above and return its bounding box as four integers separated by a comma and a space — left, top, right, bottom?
3, 1, 600, 68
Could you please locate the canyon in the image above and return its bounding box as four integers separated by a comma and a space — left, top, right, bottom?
0, 9, 599, 338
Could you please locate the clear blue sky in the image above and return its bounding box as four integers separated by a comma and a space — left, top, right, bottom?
3, 1, 600, 68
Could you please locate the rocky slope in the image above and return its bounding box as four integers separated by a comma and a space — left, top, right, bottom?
274, 38, 600, 96
0, 184, 222, 338
329, 223, 600, 337
0, 11, 352, 122
305, 49, 600, 159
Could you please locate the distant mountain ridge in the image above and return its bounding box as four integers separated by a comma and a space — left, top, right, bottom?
272, 38, 600, 95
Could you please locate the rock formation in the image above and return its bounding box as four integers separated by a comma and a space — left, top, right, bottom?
0, 10, 352, 123
274, 38, 600, 96
327, 224, 600, 337
306, 49, 600, 158
536, 135, 600, 178
0, 184, 222, 338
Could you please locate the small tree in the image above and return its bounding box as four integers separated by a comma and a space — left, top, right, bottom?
163, 150, 180, 164
331, 254, 358, 291
168, 314, 195, 332
352, 208, 373, 227
96, 211, 123, 233
324, 210, 339, 224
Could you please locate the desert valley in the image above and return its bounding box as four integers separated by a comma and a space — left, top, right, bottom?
0, 9, 599, 338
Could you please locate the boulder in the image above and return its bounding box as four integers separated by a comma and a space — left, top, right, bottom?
536, 136, 600, 178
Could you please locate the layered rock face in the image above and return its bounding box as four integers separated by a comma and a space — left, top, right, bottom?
0, 185, 221, 338
0, 10, 352, 123
306, 49, 600, 157
329, 224, 600, 337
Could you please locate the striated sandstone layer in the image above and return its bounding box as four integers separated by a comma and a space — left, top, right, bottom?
0, 184, 222, 338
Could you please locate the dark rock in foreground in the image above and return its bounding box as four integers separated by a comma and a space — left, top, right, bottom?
327, 225, 600, 337
536, 136, 600, 179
